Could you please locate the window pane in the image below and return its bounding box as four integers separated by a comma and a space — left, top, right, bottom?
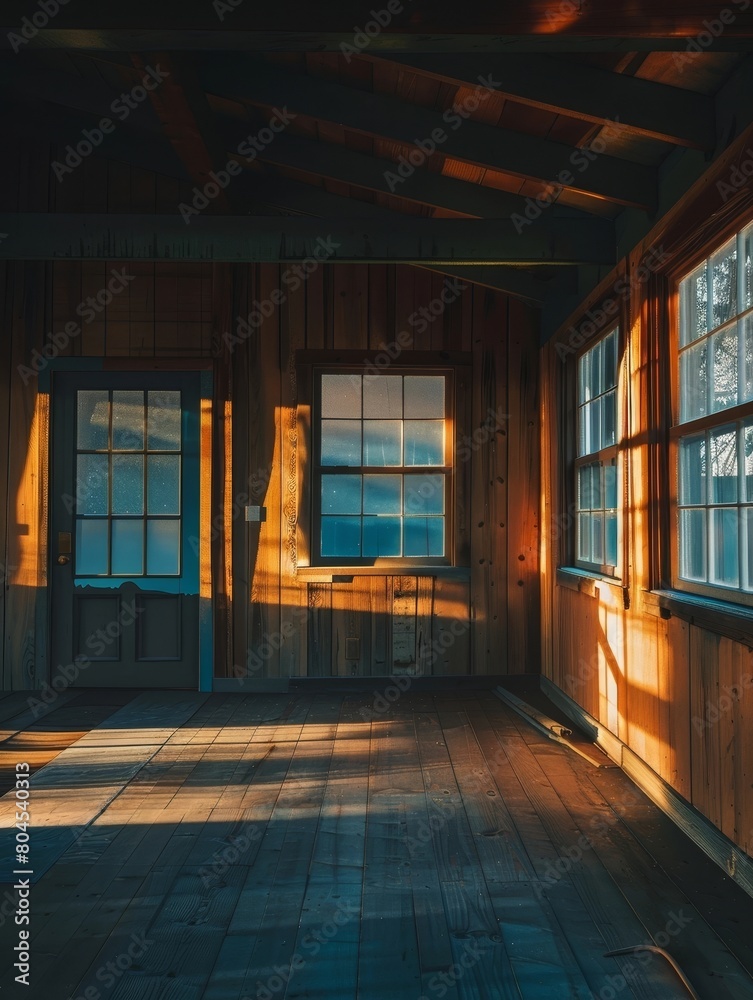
321, 516, 361, 557
147, 519, 180, 575
321, 420, 361, 466
76, 519, 108, 575
578, 353, 590, 405
680, 435, 706, 506
147, 391, 181, 450
745, 423, 753, 502
681, 264, 708, 346
743, 224, 753, 311
363, 474, 401, 514
679, 341, 708, 422
321, 374, 361, 418
589, 397, 603, 454
710, 427, 738, 503
112, 390, 144, 450
680, 508, 706, 581
322, 474, 361, 515
404, 421, 444, 466
362, 516, 401, 557
711, 238, 737, 330
404, 475, 444, 515
76, 454, 108, 515
404, 376, 445, 418
743, 316, 753, 404
605, 513, 618, 567
711, 324, 739, 412
147, 455, 180, 514
743, 508, 753, 590
578, 464, 595, 511
404, 517, 444, 557
603, 330, 618, 390
604, 461, 618, 510
363, 420, 401, 466
112, 455, 144, 514
602, 388, 616, 448
592, 513, 604, 564
363, 376, 402, 418
77, 390, 109, 450
589, 340, 603, 399
112, 519, 144, 575
711, 507, 739, 587
578, 514, 592, 562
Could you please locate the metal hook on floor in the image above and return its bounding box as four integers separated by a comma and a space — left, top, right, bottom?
604, 945, 701, 1000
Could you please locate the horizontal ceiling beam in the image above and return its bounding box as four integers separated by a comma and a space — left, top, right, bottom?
365, 53, 715, 149
202, 60, 656, 209
0, 214, 616, 265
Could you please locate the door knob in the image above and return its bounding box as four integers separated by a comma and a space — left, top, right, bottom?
57, 555, 70, 565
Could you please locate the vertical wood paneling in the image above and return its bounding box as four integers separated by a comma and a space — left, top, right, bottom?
0, 262, 9, 687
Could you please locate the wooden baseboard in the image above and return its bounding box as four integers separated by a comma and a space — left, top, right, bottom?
540, 675, 753, 900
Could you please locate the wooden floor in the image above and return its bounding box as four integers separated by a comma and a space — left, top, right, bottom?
0, 688, 752, 1000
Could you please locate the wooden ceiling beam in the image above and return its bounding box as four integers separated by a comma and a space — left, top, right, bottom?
201, 59, 656, 209
363, 53, 715, 149
0, 213, 616, 265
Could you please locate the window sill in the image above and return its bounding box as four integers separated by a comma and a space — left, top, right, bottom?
296, 565, 471, 582
556, 566, 623, 597
649, 589, 753, 647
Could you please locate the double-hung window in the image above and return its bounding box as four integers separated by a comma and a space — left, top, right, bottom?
313, 369, 453, 565
575, 327, 620, 574
674, 221, 753, 597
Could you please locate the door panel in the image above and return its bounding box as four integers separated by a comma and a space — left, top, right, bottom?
50, 372, 201, 688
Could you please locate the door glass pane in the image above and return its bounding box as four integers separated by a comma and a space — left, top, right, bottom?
147, 391, 181, 450
321, 374, 361, 418
680, 508, 706, 581
77, 390, 109, 450
321, 474, 361, 514
147, 519, 180, 575
112, 455, 144, 514
711, 507, 739, 586
404, 376, 445, 418
321, 516, 361, 557
404, 421, 444, 465
76, 454, 108, 515
710, 427, 738, 503
76, 519, 108, 575
147, 455, 180, 515
363, 376, 402, 418
112, 391, 144, 450
112, 520, 144, 575
404, 517, 444, 557
321, 420, 361, 466
363, 420, 401, 466
363, 475, 401, 514
404, 475, 444, 515
362, 516, 401, 557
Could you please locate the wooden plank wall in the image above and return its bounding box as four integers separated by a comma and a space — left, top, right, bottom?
539, 150, 753, 858
0, 150, 541, 684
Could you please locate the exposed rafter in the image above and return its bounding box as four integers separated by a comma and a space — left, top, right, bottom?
363, 53, 716, 149
201, 59, 657, 210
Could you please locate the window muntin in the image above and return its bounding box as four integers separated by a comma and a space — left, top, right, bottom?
315, 372, 450, 563
575, 328, 619, 573
74, 390, 182, 576
676, 222, 753, 595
